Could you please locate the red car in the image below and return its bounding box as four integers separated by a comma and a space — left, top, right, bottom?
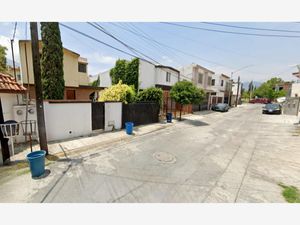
249, 98, 271, 104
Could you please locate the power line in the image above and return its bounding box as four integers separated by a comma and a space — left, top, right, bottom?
110, 23, 235, 70
202, 22, 300, 34
161, 22, 300, 38
11, 22, 17, 40
59, 23, 192, 82
88, 22, 160, 64
145, 22, 257, 60
119, 23, 186, 66
59, 23, 145, 61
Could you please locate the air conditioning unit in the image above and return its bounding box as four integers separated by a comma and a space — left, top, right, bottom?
13, 105, 38, 143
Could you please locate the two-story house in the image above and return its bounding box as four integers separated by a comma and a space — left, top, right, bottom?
19, 40, 101, 101
211, 73, 231, 105
180, 63, 214, 110
93, 58, 180, 90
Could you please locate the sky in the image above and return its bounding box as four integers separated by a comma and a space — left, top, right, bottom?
1, 22, 300, 83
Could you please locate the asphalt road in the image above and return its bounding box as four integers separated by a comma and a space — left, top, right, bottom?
2, 104, 300, 203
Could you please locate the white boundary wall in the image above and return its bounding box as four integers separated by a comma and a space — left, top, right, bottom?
43, 101, 92, 141
104, 102, 122, 131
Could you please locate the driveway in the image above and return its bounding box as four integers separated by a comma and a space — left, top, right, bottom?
1, 104, 300, 203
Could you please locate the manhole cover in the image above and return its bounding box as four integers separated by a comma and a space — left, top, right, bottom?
153, 151, 176, 163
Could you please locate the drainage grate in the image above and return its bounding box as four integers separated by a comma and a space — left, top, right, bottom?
153, 151, 176, 164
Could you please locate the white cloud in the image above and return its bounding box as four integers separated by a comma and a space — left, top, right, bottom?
86, 52, 116, 65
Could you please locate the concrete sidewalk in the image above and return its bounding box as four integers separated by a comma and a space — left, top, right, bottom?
10, 118, 181, 161
10, 108, 245, 162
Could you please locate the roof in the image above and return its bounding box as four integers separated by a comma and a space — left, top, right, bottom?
19, 40, 80, 57
190, 63, 215, 74
0, 72, 27, 93
220, 74, 230, 79
292, 72, 300, 79
155, 65, 180, 73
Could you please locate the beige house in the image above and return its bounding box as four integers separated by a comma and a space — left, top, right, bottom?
180, 63, 215, 109
19, 40, 101, 101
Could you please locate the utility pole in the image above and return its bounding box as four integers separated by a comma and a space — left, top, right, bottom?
30, 22, 48, 154
10, 39, 19, 104
235, 76, 240, 107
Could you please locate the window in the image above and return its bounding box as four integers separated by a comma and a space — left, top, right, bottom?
207, 76, 212, 86
211, 79, 215, 86
78, 63, 87, 73
198, 73, 203, 84
166, 72, 171, 82
221, 80, 224, 86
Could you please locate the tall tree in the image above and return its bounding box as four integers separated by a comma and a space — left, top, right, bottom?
110, 58, 139, 91
40, 22, 65, 99
110, 59, 127, 85
0, 45, 7, 73
170, 80, 205, 120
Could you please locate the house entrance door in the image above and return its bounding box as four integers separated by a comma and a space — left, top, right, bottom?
91, 102, 105, 130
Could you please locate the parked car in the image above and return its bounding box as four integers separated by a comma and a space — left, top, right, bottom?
262, 103, 282, 114
211, 103, 230, 112
249, 98, 271, 104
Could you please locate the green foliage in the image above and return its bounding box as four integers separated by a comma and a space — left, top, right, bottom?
99, 81, 135, 104
0, 45, 7, 73
110, 59, 127, 86
125, 58, 139, 90
254, 77, 286, 100
170, 80, 205, 105
136, 87, 163, 105
242, 91, 250, 100
40, 22, 65, 100
279, 183, 300, 203
91, 75, 100, 87
110, 58, 139, 90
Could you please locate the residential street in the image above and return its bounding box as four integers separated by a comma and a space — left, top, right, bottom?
1, 104, 300, 203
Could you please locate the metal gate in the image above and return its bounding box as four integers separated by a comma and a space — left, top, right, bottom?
91, 102, 105, 130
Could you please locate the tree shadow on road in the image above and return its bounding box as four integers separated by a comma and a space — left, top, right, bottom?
180, 118, 210, 127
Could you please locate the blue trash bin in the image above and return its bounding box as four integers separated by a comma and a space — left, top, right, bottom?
125, 122, 134, 135
27, 150, 46, 178
166, 113, 172, 123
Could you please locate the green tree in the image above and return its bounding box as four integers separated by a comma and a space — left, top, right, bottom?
40, 22, 65, 99
110, 59, 127, 85
110, 58, 139, 90
170, 80, 205, 120
0, 45, 7, 73
136, 87, 163, 105
125, 58, 139, 90
254, 77, 286, 100
99, 81, 135, 104
91, 75, 100, 87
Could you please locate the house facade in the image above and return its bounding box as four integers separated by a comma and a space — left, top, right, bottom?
19, 40, 100, 101
231, 81, 242, 106
94, 58, 180, 90
210, 73, 231, 105
0, 72, 27, 165
180, 63, 214, 110
139, 59, 180, 90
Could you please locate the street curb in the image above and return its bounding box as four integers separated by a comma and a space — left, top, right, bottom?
53, 122, 174, 158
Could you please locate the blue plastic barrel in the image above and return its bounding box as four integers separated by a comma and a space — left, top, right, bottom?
27, 150, 46, 178
166, 113, 172, 123
125, 122, 134, 135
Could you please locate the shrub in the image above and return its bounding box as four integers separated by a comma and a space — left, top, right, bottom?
98, 81, 135, 104
136, 87, 163, 105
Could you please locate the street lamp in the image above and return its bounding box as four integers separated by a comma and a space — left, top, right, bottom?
229, 65, 253, 107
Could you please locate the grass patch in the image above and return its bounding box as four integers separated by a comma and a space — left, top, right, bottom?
278, 183, 300, 203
